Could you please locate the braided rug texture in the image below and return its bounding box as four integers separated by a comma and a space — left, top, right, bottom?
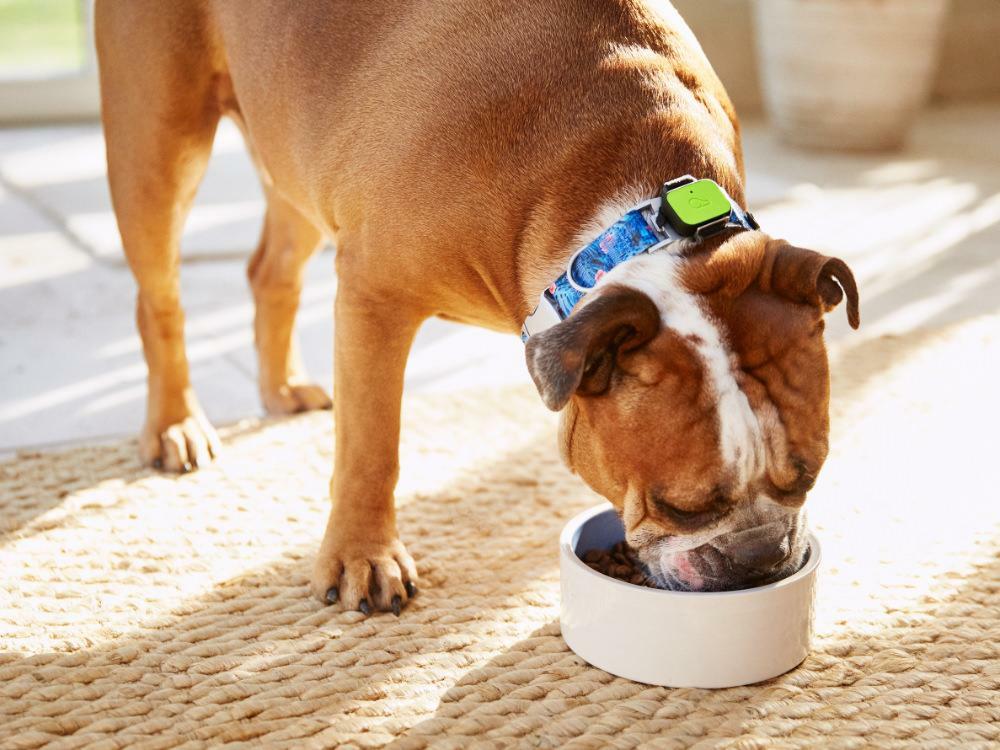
1, 314, 998, 749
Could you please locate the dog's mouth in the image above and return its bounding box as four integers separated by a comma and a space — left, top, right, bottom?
643, 543, 807, 592
635, 521, 809, 592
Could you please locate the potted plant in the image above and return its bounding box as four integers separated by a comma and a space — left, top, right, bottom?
753, 0, 950, 151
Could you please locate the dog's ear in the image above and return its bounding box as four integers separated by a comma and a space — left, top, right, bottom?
758, 239, 860, 329
525, 284, 660, 411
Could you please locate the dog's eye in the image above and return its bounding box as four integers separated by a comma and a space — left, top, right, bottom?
664, 503, 702, 521
651, 496, 710, 526
708, 489, 730, 509
650, 489, 729, 528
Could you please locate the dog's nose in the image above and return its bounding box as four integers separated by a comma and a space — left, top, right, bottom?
722, 524, 791, 573
730, 537, 790, 572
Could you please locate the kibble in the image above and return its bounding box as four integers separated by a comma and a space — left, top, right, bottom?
581, 542, 660, 588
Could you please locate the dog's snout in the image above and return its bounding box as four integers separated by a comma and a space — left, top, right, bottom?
729, 536, 790, 572
717, 522, 791, 573
644, 513, 805, 592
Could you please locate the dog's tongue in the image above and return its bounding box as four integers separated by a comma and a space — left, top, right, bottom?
674, 553, 704, 590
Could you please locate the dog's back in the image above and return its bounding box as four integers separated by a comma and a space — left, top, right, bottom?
100, 0, 743, 273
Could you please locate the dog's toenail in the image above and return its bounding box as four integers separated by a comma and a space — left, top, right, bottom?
325, 587, 339, 605
391, 595, 402, 616
152, 458, 163, 470
182, 462, 193, 473
359, 599, 371, 615
405, 581, 417, 598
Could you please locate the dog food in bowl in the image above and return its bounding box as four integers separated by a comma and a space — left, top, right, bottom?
581, 542, 656, 588
560, 503, 821, 688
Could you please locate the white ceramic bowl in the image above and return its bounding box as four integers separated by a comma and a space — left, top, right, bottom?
560, 503, 820, 688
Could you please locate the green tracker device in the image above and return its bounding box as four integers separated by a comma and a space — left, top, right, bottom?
659, 178, 733, 237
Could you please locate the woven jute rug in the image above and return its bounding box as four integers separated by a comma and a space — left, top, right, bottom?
2, 315, 998, 749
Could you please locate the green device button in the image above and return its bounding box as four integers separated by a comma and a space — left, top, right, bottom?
662, 179, 732, 236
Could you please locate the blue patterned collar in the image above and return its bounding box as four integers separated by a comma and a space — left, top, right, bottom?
520, 176, 758, 341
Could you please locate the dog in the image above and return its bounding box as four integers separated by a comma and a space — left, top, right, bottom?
96, 0, 858, 614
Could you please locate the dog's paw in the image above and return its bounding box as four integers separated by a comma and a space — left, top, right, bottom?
262, 381, 333, 415
139, 415, 221, 473
312, 537, 418, 616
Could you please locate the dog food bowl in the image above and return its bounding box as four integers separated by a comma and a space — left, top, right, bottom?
560, 503, 820, 688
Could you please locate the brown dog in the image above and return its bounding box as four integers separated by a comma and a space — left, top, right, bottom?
96, 0, 858, 614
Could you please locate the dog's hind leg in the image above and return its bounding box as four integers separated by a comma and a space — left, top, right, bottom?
96, 1, 222, 472
246, 190, 330, 415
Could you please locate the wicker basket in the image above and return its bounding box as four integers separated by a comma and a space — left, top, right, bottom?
754, 0, 950, 151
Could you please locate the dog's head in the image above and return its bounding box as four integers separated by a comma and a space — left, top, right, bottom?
526, 232, 859, 591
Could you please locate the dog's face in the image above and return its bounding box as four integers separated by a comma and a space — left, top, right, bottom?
527, 232, 859, 591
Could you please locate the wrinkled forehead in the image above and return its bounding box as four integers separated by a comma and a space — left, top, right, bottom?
593, 252, 766, 490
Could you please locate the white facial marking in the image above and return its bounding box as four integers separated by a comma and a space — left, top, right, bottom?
595, 251, 766, 489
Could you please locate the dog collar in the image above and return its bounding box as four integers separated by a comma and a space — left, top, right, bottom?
520, 176, 758, 341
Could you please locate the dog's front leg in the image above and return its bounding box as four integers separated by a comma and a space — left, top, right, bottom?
312, 286, 424, 615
